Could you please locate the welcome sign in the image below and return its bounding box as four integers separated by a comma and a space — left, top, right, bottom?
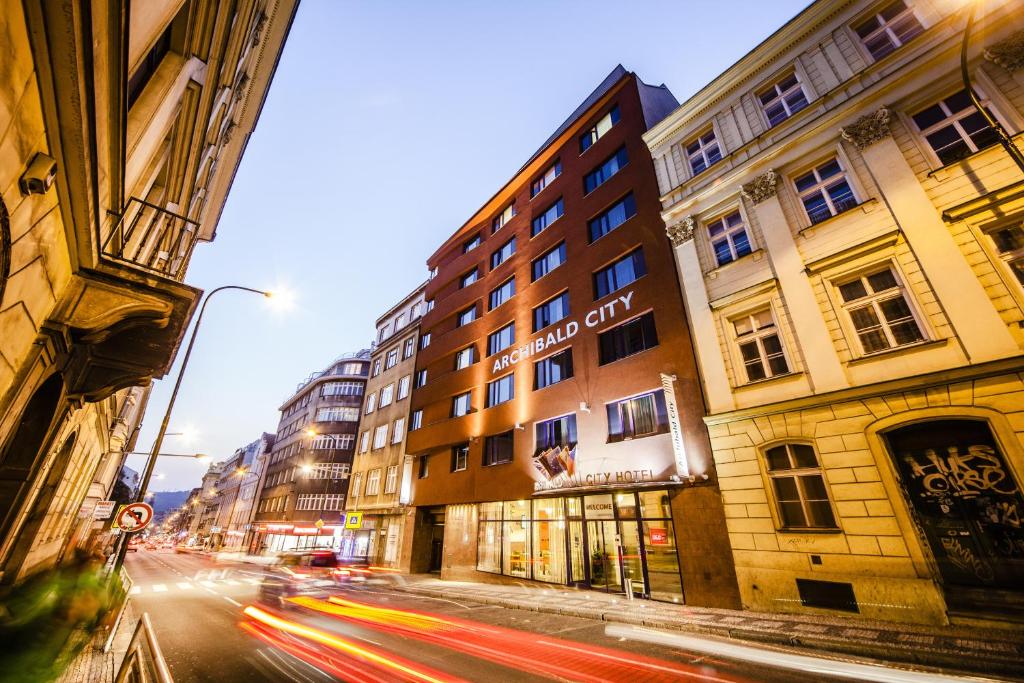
491, 291, 635, 374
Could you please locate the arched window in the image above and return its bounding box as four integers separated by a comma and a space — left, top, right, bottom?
764, 442, 837, 530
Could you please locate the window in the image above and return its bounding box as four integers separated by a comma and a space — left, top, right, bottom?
397, 375, 411, 400
733, 310, 789, 382
987, 219, 1024, 286
295, 494, 345, 511
536, 414, 577, 451
451, 445, 469, 472
127, 19, 173, 107
460, 268, 479, 288
426, 299, 435, 312
532, 198, 564, 236
454, 346, 476, 370
321, 381, 363, 397
491, 237, 516, 269
488, 323, 515, 356
794, 159, 858, 225
534, 349, 573, 389
318, 406, 359, 422
838, 267, 924, 354
758, 73, 809, 127
384, 465, 398, 494
489, 277, 515, 310
421, 333, 431, 349
708, 211, 752, 266
372, 425, 388, 449
531, 160, 561, 197
493, 203, 516, 232
418, 455, 428, 479
378, 326, 390, 343
463, 234, 481, 253
340, 362, 366, 376
452, 392, 472, 417
379, 383, 395, 407
588, 193, 636, 242
366, 469, 381, 495
532, 242, 566, 281
372, 358, 382, 377
580, 105, 620, 152
483, 432, 514, 466
306, 463, 351, 480
533, 292, 570, 332
598, 312, 659, 365
312, 434, 355, 450
765, 443, 837, 529
686, 129, 722, 176
486, 374, 514, 407
911, 89, 1000, 165
593, 248, 646, 299
457, 305, 477, 327
410, 409, 423, 431
584, 146, 629, 194
352, 473, 363, 498
360, 430, 370, 453
395, 313, 406, 330
854, 0, 924, 61
607, 390, 669, 442
403, 337, 416, 359
391, 418, 405, 444
414, 369, 427, 388
364, 393, 376, 414
385, 348, 399, 370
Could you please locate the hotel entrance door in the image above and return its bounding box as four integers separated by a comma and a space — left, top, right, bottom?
586, 520, 622, 592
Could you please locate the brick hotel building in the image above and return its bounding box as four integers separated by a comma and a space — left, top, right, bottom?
405, 66, 741, 607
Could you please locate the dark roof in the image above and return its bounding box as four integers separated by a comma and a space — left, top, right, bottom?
516, 64, 629, 175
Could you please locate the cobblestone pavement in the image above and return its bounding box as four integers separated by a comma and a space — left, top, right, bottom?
56, 603, 138, 683
392, 576, 1024, 678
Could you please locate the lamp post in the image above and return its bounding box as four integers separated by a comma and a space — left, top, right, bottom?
961, 1, 1024, 174
113, 285, 272, 571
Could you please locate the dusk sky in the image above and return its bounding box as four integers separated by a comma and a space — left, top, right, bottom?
133, 0, 810, 492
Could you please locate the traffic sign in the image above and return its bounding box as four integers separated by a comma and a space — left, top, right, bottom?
93, 500, 116, 519
345, 512, 362, 529
115, 502, 154, 533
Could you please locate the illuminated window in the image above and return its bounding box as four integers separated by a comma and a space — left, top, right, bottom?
606, 390, 668, 442
451, 445, 469, 472
911, 90, 1000, 165
492, 203, 516, 232
534, 349, 573, 390
765, 443, 836, 529
837, 266, 924, 354
733, 309, 789, 382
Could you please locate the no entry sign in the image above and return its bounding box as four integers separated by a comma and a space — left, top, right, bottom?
116, 502, 154, 533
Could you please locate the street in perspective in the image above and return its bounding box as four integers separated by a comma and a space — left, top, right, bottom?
1, 0, 1024, 681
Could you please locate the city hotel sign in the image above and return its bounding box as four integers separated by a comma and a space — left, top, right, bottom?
492, 291, 635, 374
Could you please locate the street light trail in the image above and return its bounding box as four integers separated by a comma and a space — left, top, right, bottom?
604, 625, 1001, 683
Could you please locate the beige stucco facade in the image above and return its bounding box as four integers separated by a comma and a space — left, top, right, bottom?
0, 0, 296, 582
645, 0, 1024, 625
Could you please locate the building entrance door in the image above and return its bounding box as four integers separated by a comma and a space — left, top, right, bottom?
586, 520, 622, 592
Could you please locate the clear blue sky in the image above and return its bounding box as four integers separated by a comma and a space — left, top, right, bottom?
134, 0, 810, 491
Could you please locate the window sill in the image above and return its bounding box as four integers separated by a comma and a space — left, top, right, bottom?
776, 527, 842, 535
798, 198, 879, 236
926, 143, 1004, 181
734, 371, 803, 389
607, 428, 670, 445
846, 337, 947, 366
706, 249, 766, 280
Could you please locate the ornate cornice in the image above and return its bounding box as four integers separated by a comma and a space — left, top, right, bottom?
666, 216, 696, 246
220, 121, 237, 147
984, 29, 1024, 73
741, 170, 778, 205
233, 73, 250, 102
840, 107, 892, 150
251, 11, 269, 48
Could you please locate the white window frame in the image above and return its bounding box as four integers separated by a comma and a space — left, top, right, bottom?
359, 430, 370, 453
397, 375, 411, 400
385, 348, 399, 370
351, 473, 363, 498
706, 210, 752, 267
372, 425, 388, 450
366, 469, 381, 495
730, 308, 790, 384
379, 383, 395, 408
756, 71, 809, 128
685, 127, 722, 178
403, 337, 416, 359
852, 0, 924, 62
384, 465, 398, 494
454, 346, 475, 370
792, 157, 859, 226
365, 393, 376, 414
452, 392, 472, 417
834, 264, 927, 356
391, 418, 405, 444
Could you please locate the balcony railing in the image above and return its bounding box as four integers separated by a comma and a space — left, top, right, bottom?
102, 197, 200, 280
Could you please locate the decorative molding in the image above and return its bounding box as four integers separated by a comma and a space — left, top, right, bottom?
233, 73, 250, 102
840, 107, 892, 150
251, 11, 269, 48
666, 216, 696, 246
984, 30, 1024, 73
220, 121, 237, 147
741, 170, 778, 204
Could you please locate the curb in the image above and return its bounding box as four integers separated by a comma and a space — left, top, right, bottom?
394, 585, 1024, 679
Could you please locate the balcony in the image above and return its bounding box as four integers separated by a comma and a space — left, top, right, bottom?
102, 197, 199, 280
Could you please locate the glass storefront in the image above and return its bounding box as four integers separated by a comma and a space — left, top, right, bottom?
475, 489, 683, 602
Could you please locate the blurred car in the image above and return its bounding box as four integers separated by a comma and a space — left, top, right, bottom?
257, 550, 345, 608
126, 539, 140, 553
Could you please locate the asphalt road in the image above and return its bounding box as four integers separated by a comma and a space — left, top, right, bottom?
124, 550, 965, 683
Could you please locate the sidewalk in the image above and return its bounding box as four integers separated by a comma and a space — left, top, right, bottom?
56, 603, 138, 683
390, 576, 1024, 679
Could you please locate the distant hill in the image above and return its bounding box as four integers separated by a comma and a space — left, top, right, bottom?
150, 490, 189, 513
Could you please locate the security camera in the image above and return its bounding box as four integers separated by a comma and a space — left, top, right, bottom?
19, 153, 57, 195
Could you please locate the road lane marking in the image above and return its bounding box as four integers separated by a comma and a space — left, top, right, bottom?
176, 582, 193, 590
224, 579, 240, 586
200, 580, 216, 587
223, 596, 242, 607
152, 584, 167, 593
129, 586, 141, 595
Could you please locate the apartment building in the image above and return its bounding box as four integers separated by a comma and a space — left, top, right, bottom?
405, 66, 741, 607
344, 285, 427, 567
0, 0, 296, 582
252, 352, 371, 553
644, 0, 1024, 625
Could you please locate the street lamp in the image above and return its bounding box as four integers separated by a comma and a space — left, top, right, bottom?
113, 284, 274, 571
961, 0, 1024, 174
